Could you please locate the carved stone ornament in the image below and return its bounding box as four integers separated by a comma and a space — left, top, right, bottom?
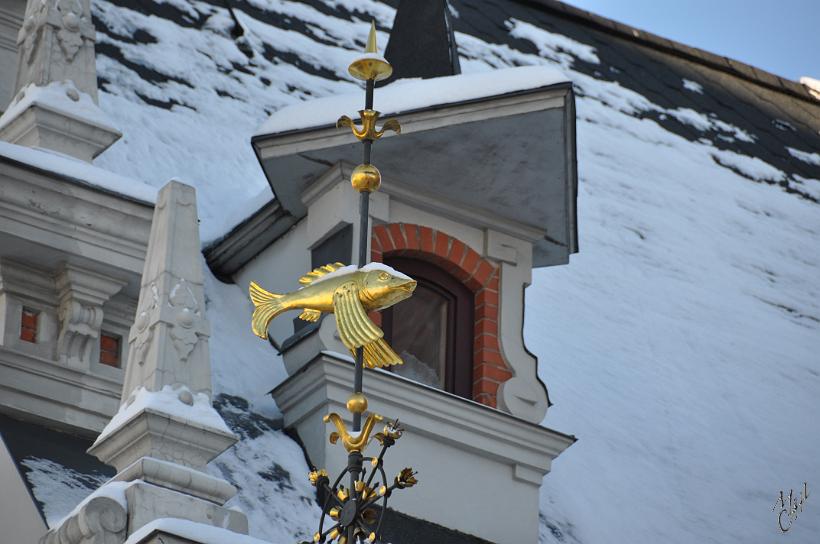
54, 264, 125, 368
168, 278, 201, 363
20, 1, 48, 64
57, 0, 86, 61
58, 298, 103, 365
40, 495, 126, 544
131, 283, 159, 366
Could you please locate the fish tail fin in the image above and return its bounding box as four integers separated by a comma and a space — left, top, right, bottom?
249, 282, 285, 339
362, 339, 403, 368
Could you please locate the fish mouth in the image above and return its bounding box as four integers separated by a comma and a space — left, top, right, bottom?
400, 280, 417, 293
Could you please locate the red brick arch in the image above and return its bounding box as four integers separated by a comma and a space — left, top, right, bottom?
371, 223, 511, 408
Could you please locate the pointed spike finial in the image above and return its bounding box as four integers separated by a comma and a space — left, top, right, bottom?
366, 20, 377, 53
348, 21, 393, 81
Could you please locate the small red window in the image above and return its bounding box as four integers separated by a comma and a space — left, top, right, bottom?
99, 332, 121, 367
20, 308, 39, 343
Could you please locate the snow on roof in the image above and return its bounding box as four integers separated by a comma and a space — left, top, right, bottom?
800, 76, 820, 100
20, 457, 111, 527
255, 65, 569, 136
0, 81, 119, 135
787, 146, 820, 167
0, 140, 155, 204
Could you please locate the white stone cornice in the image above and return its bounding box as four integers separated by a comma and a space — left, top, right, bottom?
113, 457, 237, 504
0, 6, 23, 53
272, 353, 575, 543
0, 346, 121, 434
0, 97, 122, 162
255, 87, 567, 160
276, 354, 574, 471
0, 158, 152, 281
0, 258, 55, 305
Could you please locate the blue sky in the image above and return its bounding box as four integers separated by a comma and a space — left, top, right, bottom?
565, 0, 819, 81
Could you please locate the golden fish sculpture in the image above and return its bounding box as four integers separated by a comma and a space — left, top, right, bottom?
249, 262, 416, 368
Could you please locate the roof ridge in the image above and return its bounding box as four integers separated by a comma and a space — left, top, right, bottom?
518, 0, 819, 105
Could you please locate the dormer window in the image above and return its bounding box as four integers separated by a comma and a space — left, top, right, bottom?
382, 257, 474, 398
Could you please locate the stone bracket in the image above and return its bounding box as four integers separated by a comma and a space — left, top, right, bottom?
56, 263, 126, 369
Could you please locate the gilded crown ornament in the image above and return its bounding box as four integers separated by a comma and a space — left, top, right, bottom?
253, 20, 419, 544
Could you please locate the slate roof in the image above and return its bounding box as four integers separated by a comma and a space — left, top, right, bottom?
444, 0, 819, 195
90, 0, 820, 219
197, 0, 820, 274
0, 414, 114, 526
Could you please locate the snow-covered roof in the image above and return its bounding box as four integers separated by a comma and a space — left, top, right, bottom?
256, 65, 568, 135
10, 1, 819, 543
801, 76, 820, 100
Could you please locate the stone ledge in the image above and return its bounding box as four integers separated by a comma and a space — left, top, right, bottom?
124, 483, 247, 538
0, 346, 121, 434
274, 353, 575, 470
113, 457, 237, 504
88, 407, 237, 475
0, 157, 153, 286
0, 100, 121, 163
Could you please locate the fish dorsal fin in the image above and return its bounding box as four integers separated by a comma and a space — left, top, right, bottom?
298, 262, 346, 285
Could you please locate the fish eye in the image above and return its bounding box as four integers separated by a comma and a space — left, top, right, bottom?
378, 272, 390, 281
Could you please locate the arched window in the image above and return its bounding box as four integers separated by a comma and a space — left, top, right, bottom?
382, 257, 474, 397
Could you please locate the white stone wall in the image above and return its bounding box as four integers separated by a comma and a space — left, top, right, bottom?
0, 159, 151, 434
0, 1, 24, 110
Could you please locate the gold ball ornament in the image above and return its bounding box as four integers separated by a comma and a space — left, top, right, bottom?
346, 392, 368, 414
351, 164, 381, 192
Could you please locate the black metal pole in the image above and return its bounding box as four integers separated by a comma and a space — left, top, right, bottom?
352, 78, 375, 433
347, 77, 376, 543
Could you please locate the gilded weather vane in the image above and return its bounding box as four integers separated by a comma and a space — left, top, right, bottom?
250, 21, 419, 544
250, 262, 414, 368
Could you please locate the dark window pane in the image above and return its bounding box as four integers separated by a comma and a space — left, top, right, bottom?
311, 224, 352, 269
20, 308, 39, 343
391, 284, 448, 388
383, 256, 474, 398
99, 332, 121, 367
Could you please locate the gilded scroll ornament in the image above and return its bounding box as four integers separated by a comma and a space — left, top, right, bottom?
337, 110, 401, 141
324, 412, 383, 453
